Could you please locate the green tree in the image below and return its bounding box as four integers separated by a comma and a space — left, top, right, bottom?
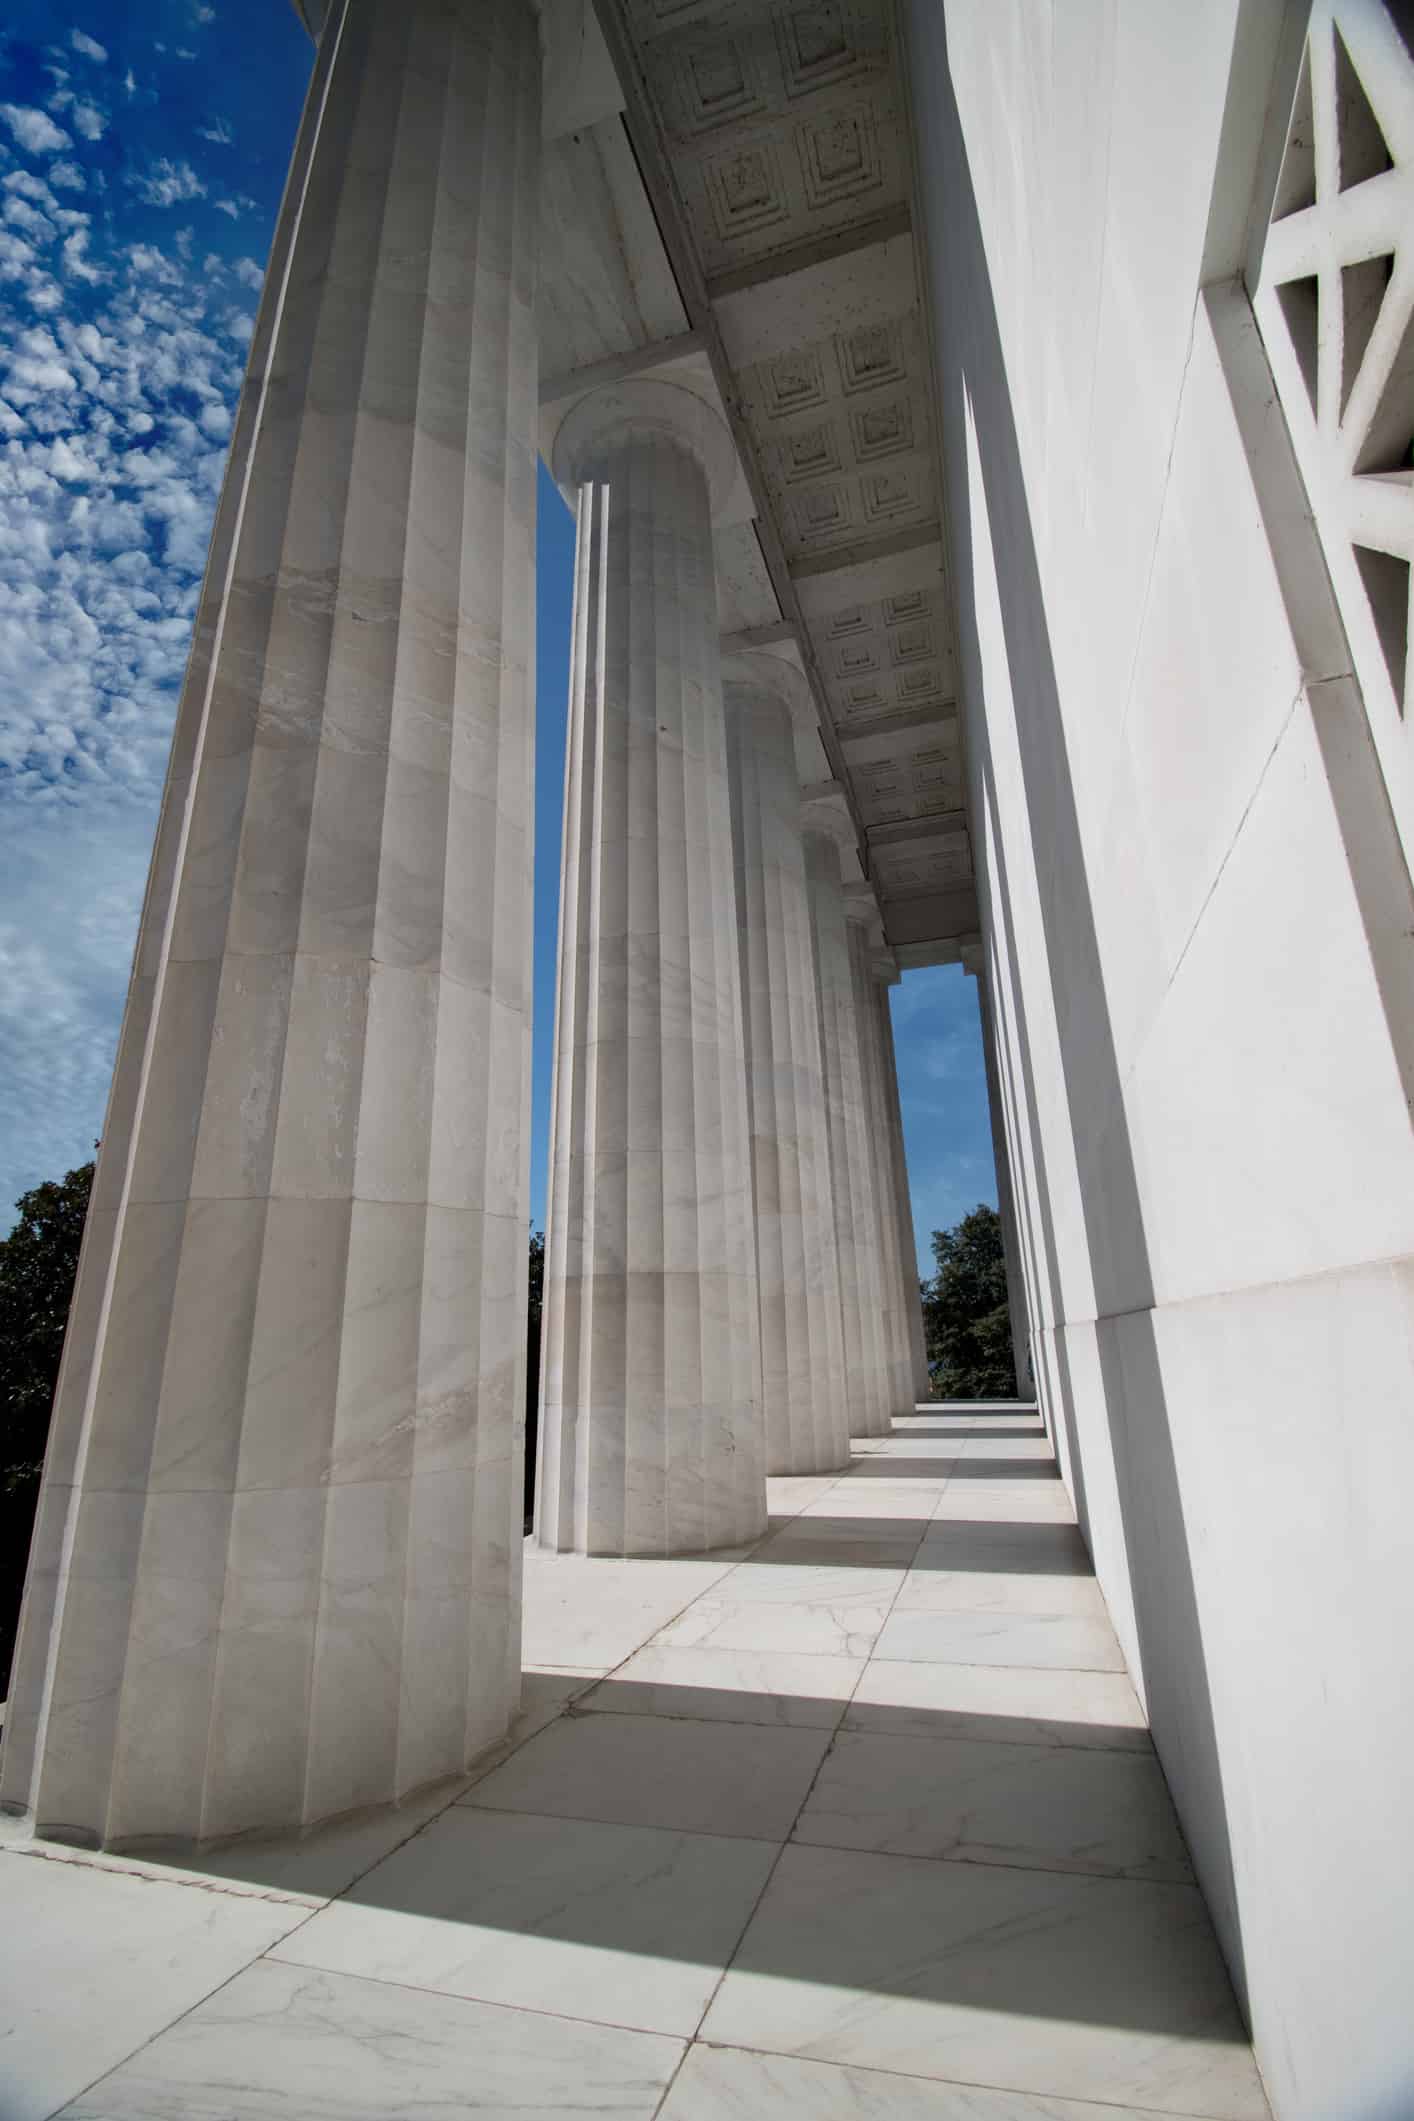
922, 1202, 1017, 1400
0, 1157, 93, 1692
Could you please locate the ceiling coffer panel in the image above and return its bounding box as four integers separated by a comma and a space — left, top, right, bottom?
592, 0, 979, 952
624, 1, 902, 279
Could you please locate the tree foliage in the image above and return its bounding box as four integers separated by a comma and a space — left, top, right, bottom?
0, 1157, 93, 1691
922, 1202, 1017, 1400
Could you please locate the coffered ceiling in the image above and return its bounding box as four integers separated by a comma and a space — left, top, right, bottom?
541, 0, 976, 960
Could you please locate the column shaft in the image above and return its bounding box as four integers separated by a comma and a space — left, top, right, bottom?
3, 0, 540, 1849
805, 835, 890, 1439
538, 419, 765, 1554
724, 669, 848, 1476
874, 981, 930, 1403
974, 962, 1032, 1398
848, 919, 911, 1418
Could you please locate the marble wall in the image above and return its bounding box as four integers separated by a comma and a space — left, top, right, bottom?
908, 2, 1414, 2113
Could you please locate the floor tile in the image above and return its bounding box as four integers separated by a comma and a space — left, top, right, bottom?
60, 1958, 682, 2119
582, 1645, 863, 1727
795, 1729, 1193, 1881
654, 1571, 899, 1658
700, 1843, 1267, 2117
874, 1609, 1125, 1671
750, 1533, 922, 1569
932, 1484, 1076, 1523
802, 1488, 943, 1519
895, 1567, 1106, 1617
766, 1475, 844, 1514
273, 1805, 774, 2037
846, 1659, 1151, 1750
461, 1708, 832, 1840
522, 1552, 737, 1669
916, 1522, 1093, 1575
660, 2043, 1185, 2119
0, 1846, 306, 2121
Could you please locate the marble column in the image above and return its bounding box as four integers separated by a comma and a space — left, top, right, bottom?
2, 0, 540, 1850
536, 381, 765, 1555
969, 954, 1033, 1399
722, 654, 849, 1477
803, 804, 890, 1439
873, 972, 931, 1403
846, 906, 911, 1419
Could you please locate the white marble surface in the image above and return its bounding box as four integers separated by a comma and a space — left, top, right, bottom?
462, 1707, 831, 1841
60, 1960, 682, 2120
0, 1846, 307, 2120
803, 826, 890, 1437
521, 1550, 736, 1668
273, 1805, 773, 2037
3, 0, 541, 1849
846, 1658, 1152, 1750
661, 2045, 1188, 2120
723, 657, 850, 1476
795, 1729, 1193, 1880
537, 388, 765, 1556
9, 1413, 1259, 2121
701, 1845, 1267, 2115
873, 1609, 1127, 1672
584, 1644, 864, 1726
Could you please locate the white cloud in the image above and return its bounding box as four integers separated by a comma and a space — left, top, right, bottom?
1, 104, 71, 155
48, 159, 86, 191
232, 256, 263, 291
130, 158, 206, 208
123, 68, 138, 98
70, 100, 106, 142
197, 116, 232, 145
70, 30, 109, 62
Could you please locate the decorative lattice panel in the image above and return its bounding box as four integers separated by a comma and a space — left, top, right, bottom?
1255, 0, 1414, 734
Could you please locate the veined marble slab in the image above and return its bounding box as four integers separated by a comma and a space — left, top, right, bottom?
654, 1570, 901, 1659
60, 1959, 683, 2119
895, 1566, 1107, 1617
583, 1645, 865, 1727
0, 1847, 307, 2121
932, 1483, 1076, 1523
873, 1610, 1126, 1672
701, 1844, 1268, 2116
521, 1550, 738, 1668
660, 2043, 1204, 2119
272, 1806, 774, 2037
794, 1729, 1194, 1881
846, 1659, 1151, 1750
462, 1708, 832, 1840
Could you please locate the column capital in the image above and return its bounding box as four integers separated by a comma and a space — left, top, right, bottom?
842, 879, 883, 933
721, 647, 823, 746
870, 947, 901, 985
551, 377, 738, 518
960, 941, 985, 977
800, 780, 854, 856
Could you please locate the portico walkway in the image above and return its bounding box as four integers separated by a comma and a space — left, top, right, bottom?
1, 1409, 1268, 2119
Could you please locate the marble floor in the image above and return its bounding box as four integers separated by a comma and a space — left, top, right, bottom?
0, 1407, 1270, 2120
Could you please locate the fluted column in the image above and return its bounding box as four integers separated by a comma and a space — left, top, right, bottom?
846, 907, 910, 1417
873, 972, 930, 1403
968, 952, 1032, 1398
2, 0, 540, 1851
856, 938, 922, 1415
537, 382, 765, 1555
803, 806, 890, 1439
722, 655, 848, 1476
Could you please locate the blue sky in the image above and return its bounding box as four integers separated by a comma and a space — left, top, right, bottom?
0, 0, 996, 1275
